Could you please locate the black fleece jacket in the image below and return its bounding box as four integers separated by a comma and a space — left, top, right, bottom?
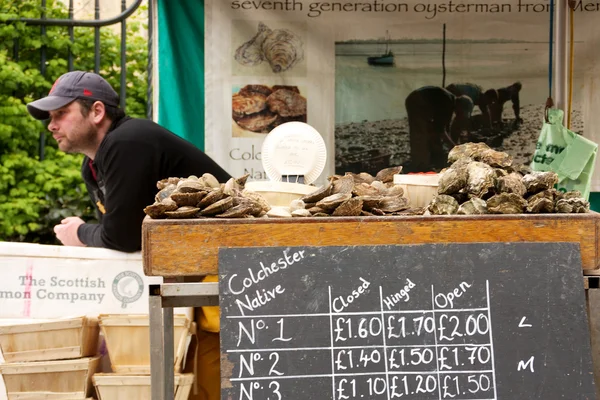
78, 116, 231, 252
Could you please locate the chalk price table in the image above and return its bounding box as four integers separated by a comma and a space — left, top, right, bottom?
226, 278, 496, 400
219, 243, 595, 400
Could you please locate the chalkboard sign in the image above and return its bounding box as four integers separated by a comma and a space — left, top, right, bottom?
218, 243, 595, 400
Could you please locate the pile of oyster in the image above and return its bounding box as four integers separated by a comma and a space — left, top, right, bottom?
427, 142, 590, 215
144, 173, 273, 219
143, 166, 420, 219
287, 166, 422, 218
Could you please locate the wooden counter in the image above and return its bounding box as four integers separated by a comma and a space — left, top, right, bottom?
142, 213, 600, 277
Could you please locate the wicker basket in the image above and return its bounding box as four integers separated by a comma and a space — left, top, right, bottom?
98, 314, 191, 374
0, 356, 100, 399
92, 373, 194, 400
0, 316, 99, 363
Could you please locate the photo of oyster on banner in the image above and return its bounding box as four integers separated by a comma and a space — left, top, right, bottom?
232, 84, 307, 135
234, 21, 305, 74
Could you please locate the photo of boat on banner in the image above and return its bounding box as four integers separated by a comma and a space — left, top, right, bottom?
334, 22, 585, 175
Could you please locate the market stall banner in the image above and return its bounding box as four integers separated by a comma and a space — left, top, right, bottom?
157, 0, 600, 189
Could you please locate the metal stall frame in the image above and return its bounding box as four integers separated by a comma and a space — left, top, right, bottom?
149, 282, 219, 400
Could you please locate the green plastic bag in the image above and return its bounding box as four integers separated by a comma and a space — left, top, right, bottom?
530, 108, 598, 199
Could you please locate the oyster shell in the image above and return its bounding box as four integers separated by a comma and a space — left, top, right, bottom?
199, 188, 225, 208
479, 149, 513, 168
378, 196, 410, 213
332, 175, 355, 194
301, 182, 333, 203
289, 199, 306, 212
291, 209, 312, 217
355, 195, 382, 210
457, 197, 487, 215
267, 206, 293, 218
234, 22, 270, 66
177, 179, 206, 193
496, 173, 526, 197
262, 26, 304, 73
352, 183, 381, 197
428, 195, 459, 215
438, 168, 468, 195
170, 191, 207, 207
241, 189, 271, 212
216, 203, 258, 218
332, 197, 363, 216
144, 199, 178, 219
465, 162, 495, 198
202, 173, 221, 188
448, 142, 491, 164
157, 177, 181, 190
375, 166, 403, 183
200, 197, 234, 216
486, 193, 526, 214
155, 183, 177, 202
165, 206, 200, 219
347, 172, 376, 185
316, 193, 352, 212
308, 206, 326, 214
522, 171, 559, 193
555, 198, 590, 213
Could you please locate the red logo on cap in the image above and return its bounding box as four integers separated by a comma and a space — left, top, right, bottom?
49, 78, 60, 94
83, 89, 93, 96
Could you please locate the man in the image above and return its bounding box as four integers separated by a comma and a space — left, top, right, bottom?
27, 71, 231, 252
445, 82, 497, 129
494, 81, 523, 127
405, 86, 472, 172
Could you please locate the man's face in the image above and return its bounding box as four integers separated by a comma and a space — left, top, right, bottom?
47, 101, 97, 154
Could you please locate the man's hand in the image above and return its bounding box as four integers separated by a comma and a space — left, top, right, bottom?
54, 217, 86, 247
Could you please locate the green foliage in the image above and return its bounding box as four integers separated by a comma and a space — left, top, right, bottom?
0, 0, 148, 243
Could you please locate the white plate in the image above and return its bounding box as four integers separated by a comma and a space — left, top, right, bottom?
261, 122, 327, 185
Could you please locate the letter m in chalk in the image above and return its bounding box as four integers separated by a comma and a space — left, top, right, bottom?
517, 356, 535, 372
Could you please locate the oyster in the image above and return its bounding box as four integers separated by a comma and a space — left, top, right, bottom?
437, 168, 468, 195
289, 199, 306, 212
331, 175, 355, 194
332, 197, 363, 216
262, 26, 304, 73
465, 162, 495, 198
155, 183, 177, 202
378, 196, 410, 213
241, 189, 271, 212
375, 166, 403, 183
170, 191, 207, 207
522, 171, 559, 194
355, 195, 382, 210
199, 188, 225, 208
486, 193, 526, 214
216, 203, 258, 218
479, 149, 513, 168
316, 193, 352, 212
447, 142, 491, 163
200, 197, 234, 216
267, 206, 293, 218
234, 22, 270, 66
347, 172, 376, 185
157, 177, 181, 190
428, 195, 459, 215
291, 208, 312, 217
457, 197, 487, 215
308, 206, 326, 214
301, 182, 333, 203
556, 198, 590, 213
143, 198, 178, 219
177, 179, 206, 193
164, 206, 200, 219
202, 173, 221, 188
496, 173, 526, 197
352, 183, 381, 197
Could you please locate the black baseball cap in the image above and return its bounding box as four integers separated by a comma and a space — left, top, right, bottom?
27, 71, 119, 120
